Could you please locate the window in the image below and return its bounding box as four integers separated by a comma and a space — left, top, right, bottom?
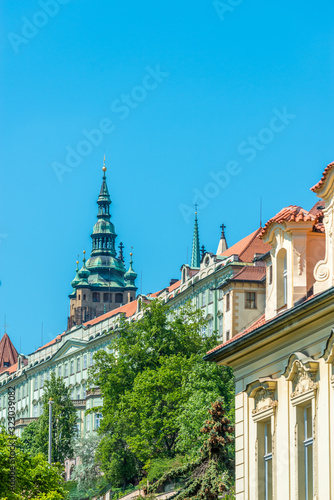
208, 319, 213, 336
77, 357, 81, 372
70, 360, 74, 375
92, 292, 100, 302
219, 316, 223, 337
77, 387, 81, 399
263, 421, 272, 500
209, 289, 213, 303
201, 324, 207, 337
115, 293, 123, 303
226, 292, 230, 311
104, 293, 111, 303
33, 404, 37, 418
40, 373, 44, 387
202, 291, 206, 307
83, 294, 86, 300
298, 405, 313, 499
245, 292, 256, 309
95, 412, 102, 429
268, 265, 273, 285
34, 377, 38, 391
226, 330, 230, 341
83, 354, 87, 370
71, 388, 75, 399
64, 363, 68, 377
58, 366, 62, 377
82, 385, 86, 399
196, 294, 199, 309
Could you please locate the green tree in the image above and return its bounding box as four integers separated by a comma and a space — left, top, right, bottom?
176, 359, 234, 457
71, 433, 102, 492
20, 420, 40, 456
90, 300, 233, 488
0, 429, 66, 500
36, 372, 78, 464
149, 400, 234, 500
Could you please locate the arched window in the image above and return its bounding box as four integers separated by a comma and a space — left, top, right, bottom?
104, 293, 111, 303
92, 292, 100, 303
277, 249, 287, 309
83, 294, 86, 300
115, 293, 123, 303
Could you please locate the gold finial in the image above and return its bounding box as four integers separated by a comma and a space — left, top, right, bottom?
83, 250, 86, 255
76, 260, 79, 265
102, 154, 107, 172
130, 252, 133, 257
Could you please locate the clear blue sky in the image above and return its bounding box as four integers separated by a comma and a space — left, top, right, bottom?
0, 0, 333, 353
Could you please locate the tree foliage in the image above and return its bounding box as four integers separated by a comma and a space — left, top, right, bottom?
0, 429, 66, 500
21, 372, 78, 464
90, 300, 234, 488
149, 401, 234, 500
71, 433, 102, 492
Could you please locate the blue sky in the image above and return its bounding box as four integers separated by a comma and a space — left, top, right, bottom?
0, 0, 333, 353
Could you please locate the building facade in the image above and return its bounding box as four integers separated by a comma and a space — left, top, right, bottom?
205, 161, 334, 499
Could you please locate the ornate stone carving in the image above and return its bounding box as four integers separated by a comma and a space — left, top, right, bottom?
253, 388, 277, 415
247, 378, 277, 416
290, 360, 318, 398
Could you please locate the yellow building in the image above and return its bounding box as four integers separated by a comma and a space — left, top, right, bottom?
205, 161, 334, 499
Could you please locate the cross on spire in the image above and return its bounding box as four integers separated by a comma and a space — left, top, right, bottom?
220, 223, 226, 237
200, 245, 206, 262
118, 242, 124, 262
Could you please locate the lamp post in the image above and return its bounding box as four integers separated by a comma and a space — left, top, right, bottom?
48, 397, 54, 464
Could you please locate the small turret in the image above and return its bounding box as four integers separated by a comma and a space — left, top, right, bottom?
71, 260, 80, 288
77, 251, 90, 285
217, 223, 228, 255
125, 251, 138, 288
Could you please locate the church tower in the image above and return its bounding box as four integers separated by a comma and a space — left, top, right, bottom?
67, 159, 137, 329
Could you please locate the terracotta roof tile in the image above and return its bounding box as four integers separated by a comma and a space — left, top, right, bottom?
37, 334, 64, 352
221, 228, 271, 262
231, 266, 266, 282
0, 334, 18, 374
311, 161, 334, 192
206, 314, 266, 355
168, 280, 181, 292
83, 300, 138, 327
260, 206, 316, 238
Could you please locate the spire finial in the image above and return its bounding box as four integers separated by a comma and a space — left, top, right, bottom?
118, 242, 125, 263
102, 155, 107, 177
83, 249, 86, 263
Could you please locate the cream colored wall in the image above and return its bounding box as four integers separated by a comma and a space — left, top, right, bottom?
234, 285, 265, 335
231, 319, 334, 499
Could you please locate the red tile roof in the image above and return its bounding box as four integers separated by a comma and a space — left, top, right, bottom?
168, 280, 181, 292
220, 228, 271, 262
83, 300, 138, 327
311, 161, 334, 192
206, 314, 266, 355
0, 333, 18, 374
260, 206, 316, 238
231, 266, 266, 282
37, 334, 65, 352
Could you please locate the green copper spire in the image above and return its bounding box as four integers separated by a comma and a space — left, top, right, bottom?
90, 158, 117, 258
77, 251, 90, 285
125, 251, 138, 288
191, 210, 200, 268
71, 259, 80, 288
